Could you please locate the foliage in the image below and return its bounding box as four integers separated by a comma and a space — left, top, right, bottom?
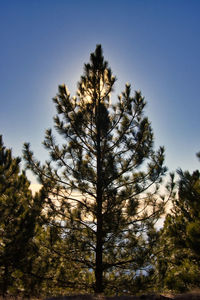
0, 136, 44, 297
23, 45, 169, 294
155, 167, 200, 292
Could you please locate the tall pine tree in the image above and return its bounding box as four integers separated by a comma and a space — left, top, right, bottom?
24, 45, 168, 294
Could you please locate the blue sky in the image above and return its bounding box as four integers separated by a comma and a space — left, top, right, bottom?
1, 0, 200, 184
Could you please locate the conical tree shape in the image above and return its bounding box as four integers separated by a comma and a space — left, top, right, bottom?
24, 45, 168, 294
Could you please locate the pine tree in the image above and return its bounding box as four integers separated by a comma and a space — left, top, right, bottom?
155, 167, 200, 292
23, 45, 168, 294
0, 136, 44, 296
29, 223, 86, 296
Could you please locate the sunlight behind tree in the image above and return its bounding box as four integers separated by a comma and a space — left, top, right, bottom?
23, 45, 172, 294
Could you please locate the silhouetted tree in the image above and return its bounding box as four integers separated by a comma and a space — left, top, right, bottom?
0, 136, 44, 296
24, 45, 168, 294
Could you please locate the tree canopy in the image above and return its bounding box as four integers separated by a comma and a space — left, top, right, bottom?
155, 165, 200, 292
0, 136, 45, 296
23, 45, 169, 294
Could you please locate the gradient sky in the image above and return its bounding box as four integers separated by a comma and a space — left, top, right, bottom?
1, 0, 200, 185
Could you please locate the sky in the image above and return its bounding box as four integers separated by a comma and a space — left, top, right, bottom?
1, 0, 200, 187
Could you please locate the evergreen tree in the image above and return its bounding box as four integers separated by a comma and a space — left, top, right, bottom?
30, 223, 86, 297
23, 45, 168, 294
0, 136, 44, 296
155, 167, 200, 292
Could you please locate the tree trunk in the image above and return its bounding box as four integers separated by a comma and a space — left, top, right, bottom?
95, 202, 103, 293
95, 94, 103, 293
